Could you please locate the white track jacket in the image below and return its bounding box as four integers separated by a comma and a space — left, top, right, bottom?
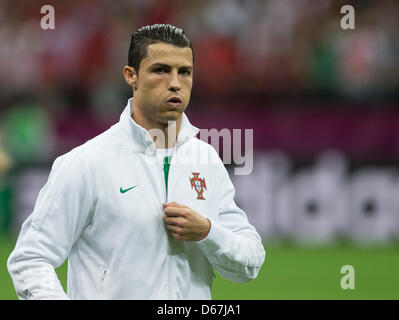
7, 99, 265, 300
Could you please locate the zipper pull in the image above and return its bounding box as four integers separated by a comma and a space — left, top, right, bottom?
101, 269, 107, 281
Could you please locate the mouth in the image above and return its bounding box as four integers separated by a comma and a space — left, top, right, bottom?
166, 96, 183, 107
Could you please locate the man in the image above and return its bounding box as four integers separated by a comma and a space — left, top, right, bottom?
8, 24, 265, 299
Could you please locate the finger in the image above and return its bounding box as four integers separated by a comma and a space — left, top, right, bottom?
163, 202, 188, 209
164, 223, 183, 235
171, 231, 185, 241
163, 206, 187, 217
163, 215, 185, 227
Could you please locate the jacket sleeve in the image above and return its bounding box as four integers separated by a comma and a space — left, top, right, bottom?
195, 152, 266, 283
7, 152, 93, 299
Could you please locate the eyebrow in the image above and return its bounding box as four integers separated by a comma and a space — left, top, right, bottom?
149, 63, 193, 70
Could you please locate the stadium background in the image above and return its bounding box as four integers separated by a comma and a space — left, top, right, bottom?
1, 0, 399, 299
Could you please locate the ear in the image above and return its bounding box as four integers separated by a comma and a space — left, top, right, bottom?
123, 66, 138, 90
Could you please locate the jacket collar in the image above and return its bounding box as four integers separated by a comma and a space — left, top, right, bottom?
118, 98, 199, 153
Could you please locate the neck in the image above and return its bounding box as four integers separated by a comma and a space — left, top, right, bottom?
131, 101, 182, 149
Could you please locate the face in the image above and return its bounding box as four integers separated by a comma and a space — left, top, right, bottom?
124, 42, 193, 124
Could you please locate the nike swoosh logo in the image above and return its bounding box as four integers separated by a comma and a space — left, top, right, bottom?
120, 186, 138, 193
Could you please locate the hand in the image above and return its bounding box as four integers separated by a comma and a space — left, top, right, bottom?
162, 202, 211, 241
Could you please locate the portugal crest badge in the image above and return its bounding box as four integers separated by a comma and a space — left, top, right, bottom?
189, 172, 207, 200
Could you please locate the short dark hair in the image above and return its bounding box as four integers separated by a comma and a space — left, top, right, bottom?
128, 24, 194, 74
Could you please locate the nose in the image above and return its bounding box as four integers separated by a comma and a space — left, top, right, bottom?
168, 71, 181, 92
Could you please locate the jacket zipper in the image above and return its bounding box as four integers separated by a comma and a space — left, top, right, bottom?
158, 152, 174, 300
166, 154, 175, 300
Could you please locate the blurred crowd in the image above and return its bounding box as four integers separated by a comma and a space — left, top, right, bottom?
0, 0, 398, 100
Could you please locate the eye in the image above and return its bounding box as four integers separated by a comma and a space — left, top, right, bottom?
179, 69, 192, 76
154, 67, 167, 74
